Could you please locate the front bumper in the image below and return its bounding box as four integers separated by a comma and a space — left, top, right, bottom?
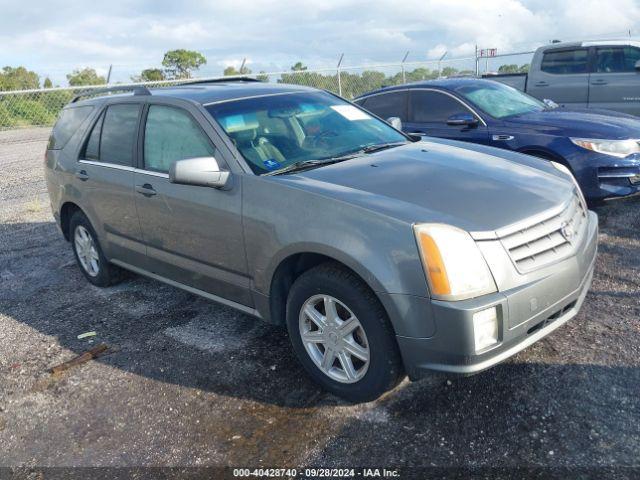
397, 210, 598, 380
571, 151, 640, 200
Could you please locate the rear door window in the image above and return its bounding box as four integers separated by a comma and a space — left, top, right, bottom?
359, 91, 408, 121
100, 104, 140, 166
48, 106, 93, 150
409, 90, 472, 123
541, 49, 589, 74
595, 47, 640, 73
81, 104, 140, 166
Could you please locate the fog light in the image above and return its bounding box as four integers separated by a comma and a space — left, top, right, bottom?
473, 307, 499, 352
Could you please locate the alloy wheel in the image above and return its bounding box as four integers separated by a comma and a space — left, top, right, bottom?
298, 294, 370, 384
74, 225, 100, 277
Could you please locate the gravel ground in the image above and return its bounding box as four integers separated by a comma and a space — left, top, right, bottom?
0, 128, 639, 477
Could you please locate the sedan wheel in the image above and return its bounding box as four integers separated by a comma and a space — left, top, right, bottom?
299, 294, 370, 384
74, 225, 100, 277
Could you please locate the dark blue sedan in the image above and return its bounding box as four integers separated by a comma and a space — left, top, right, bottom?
354, 78, 640, 201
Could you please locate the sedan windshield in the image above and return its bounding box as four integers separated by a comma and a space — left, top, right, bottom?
452, 81, 547, 119
205, 91, 407, 175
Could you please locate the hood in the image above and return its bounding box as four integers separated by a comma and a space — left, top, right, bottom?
281, 141, 574, 233
503, 108, 640, 139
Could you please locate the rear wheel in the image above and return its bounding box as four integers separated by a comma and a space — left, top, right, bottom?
286, 262, 404, 402
70, 211, 124, 287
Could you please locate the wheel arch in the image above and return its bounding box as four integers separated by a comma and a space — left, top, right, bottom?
517, 147, 574, 171
59, 201, 84, 241
267, 248, 387, 328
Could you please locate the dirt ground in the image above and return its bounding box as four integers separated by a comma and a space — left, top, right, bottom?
0, 128, 639, 477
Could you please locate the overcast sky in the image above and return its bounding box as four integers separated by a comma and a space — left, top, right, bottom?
1, 0, 639, 85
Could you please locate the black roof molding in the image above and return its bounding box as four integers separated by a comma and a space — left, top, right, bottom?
179, 76, 263, 86
71, 85, 151, 103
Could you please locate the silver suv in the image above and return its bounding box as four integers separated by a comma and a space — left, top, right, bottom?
45, 80, 598, 402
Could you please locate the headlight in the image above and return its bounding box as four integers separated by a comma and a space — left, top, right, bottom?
550, 161, 587, 207
570, 138, 640, 158
413, 223, 497, 301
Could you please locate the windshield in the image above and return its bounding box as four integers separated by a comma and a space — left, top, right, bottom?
452, 81, 547, 119
205, 91, 407, 175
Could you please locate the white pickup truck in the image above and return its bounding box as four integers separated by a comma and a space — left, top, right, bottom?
485, 40, 640, 116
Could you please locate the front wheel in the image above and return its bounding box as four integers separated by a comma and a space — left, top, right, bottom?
286, 263, 404, 402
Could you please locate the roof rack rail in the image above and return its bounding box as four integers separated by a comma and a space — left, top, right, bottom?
179, 76, 263, 86
71, 85, 151, 103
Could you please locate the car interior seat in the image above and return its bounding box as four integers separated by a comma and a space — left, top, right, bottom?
224, 115, 286, 171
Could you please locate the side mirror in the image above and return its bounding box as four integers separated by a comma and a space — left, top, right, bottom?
447, 113, 479, 127
169, 157, 230, 188
635, 60, 640, 71
386, 116, 403, 130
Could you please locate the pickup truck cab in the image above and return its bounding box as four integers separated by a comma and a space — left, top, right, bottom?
486, 40, 640, 116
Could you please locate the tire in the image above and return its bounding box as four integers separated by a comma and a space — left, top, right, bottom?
286, 262, 404, 402
69, 210, 123, 287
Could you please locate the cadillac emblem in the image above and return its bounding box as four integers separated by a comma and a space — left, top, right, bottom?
560, 221, 575, 241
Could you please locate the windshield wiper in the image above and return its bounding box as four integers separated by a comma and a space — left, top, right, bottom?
263, 142, 407, 177
263, 154, 361, 176
361, 141, 408, 153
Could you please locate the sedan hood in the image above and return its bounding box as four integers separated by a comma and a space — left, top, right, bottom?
504, 108, 640, 139
283, 141, 573, 233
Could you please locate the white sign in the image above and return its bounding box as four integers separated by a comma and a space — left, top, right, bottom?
331, 105, 372, 121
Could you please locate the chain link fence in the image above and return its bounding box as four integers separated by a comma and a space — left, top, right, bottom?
0, 58, 476, 131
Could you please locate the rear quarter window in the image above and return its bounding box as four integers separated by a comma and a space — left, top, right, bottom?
48, 106, 93, 150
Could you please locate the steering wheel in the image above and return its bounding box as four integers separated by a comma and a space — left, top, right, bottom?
309, 130, 339, 149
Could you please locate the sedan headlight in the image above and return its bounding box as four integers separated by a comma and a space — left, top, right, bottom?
570, 138, 640, 158
413, 223, 497, 301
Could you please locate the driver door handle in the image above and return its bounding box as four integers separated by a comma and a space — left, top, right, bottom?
135, 183, 157, 196
534, 81, 548, 87
75, 169, 89, 181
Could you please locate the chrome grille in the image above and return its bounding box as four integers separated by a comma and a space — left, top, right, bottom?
499, 191, 587, 272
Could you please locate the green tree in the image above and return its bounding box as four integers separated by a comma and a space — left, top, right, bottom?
223, 65, 252, 76
132, 68, 166, 82
66, 68, 106, 86
162, 49, 207, 79
291, 62, 308, 71
256, 71, 269, 82
0, 66, 40, 91
440, 66, 459, 78
360, 70, 387, 90
43, 77, 53, 89
519, 63, 530, 73
498, 64, 520, 74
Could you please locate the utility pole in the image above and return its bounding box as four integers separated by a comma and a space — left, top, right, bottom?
106, 64, 112, 84
240, 58, 247, 74
475, 45, 479, 76
337, 53, 344, 96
